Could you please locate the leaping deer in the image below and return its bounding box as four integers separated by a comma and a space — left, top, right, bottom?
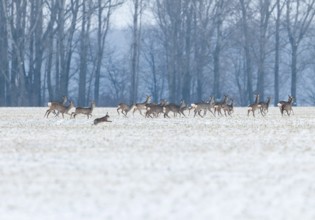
45, 96, 68, 117
117, 103, 132, 117
44, 100, 74, 118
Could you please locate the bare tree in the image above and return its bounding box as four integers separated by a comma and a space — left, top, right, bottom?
93, 0, 124, 104
273, 0, 284, 105
239, 0, 254, 104
285, 0, 315, 104
130, 0, 146, 103
255, 0, 276, 101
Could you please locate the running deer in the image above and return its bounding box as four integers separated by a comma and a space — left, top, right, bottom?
179, 99, 189, 117
117, 103, 132, 117
163, 103, 182, 118
247, 94, 260, 117
223, 99, 234, 116
145, 104, 164, 118
94, 112, 112, 125
214, 95, 228, 116
280, 96, 294, 116
132, 95, 151, 116
191, 97, 214, 118
44, 100, 74, 118
145, 99, 167, 118
46, 96, 68, 116
71, 101, 96, 119
259, 97, 271, 116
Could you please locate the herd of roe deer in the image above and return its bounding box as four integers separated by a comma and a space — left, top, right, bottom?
44, 94, 295, 124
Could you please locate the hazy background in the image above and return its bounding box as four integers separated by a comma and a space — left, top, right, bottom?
1, 0, 315, 107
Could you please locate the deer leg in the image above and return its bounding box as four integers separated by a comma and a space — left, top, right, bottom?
44, 110, 50, 118
180, 110, 186, 117
194, 109, 198, 117
203, 109, 207, 117
198, 110, 204, 118
209, 108, 215, 116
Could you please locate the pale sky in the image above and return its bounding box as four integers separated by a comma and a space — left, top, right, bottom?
111, 0, 155, 29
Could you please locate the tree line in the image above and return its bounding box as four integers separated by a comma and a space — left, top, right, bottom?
1, 0, 315, 107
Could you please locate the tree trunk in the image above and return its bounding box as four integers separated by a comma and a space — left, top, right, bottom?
130, 0, 140, 103
78, 2, 91, 106
240, 0, 253, 104
274, 0, 280, 106
291, 44, 297, 103
0, 0, 9, 105
213, 0, 223, 99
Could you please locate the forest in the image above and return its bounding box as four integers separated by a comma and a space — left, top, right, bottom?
1, 0, 315, 107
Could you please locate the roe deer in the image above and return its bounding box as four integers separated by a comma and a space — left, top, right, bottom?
280, 96, 294, 116
94, 112, 112, 125
163, 100, 185, 118
277, 95, 293, 114
247, 94, 260, 117
46, 96, 68, 116
214, 95, 228, 116
179, 100, 189, 117
145, 99, 167, 118
132, 95, 151, 116
145, 104, 164, 118
259, 97, 271, 116
45, 100, 74, 118
191, 97, 214, 118
71, 101, 96, 119
223, 99, 234, 116
117, 103, 132, 117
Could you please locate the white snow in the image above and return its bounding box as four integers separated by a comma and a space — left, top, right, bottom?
1, 107, 315, 220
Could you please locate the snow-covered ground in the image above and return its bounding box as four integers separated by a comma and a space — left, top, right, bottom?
1, 107, 315, 220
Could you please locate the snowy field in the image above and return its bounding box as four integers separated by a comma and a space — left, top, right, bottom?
1, 107, 315, 220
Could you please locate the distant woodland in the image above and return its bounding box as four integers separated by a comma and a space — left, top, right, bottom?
1, 0, 315, 107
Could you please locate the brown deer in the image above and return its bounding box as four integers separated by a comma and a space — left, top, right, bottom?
214, 95, 228, 116
223, 99, 234, 116
280, 96, 294, 116
145, 99, 167, 118
132, 95, 151, 116
247, 94, 260, 117
145, 104, 164, 118
191, 97, 214, 118
45, 100, 74, 118
71, 101, 96, 119
46, 96, 68, 116
163, 103, 181, 118
93, 112, 112, 125
117, 103, 132, 117
259, 97, 271, 116
163, 101, 185, 118
277, 95, 293, 114
179, 99, 189, 117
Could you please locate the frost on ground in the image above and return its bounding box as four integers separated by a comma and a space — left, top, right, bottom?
0, 107, 315, 220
